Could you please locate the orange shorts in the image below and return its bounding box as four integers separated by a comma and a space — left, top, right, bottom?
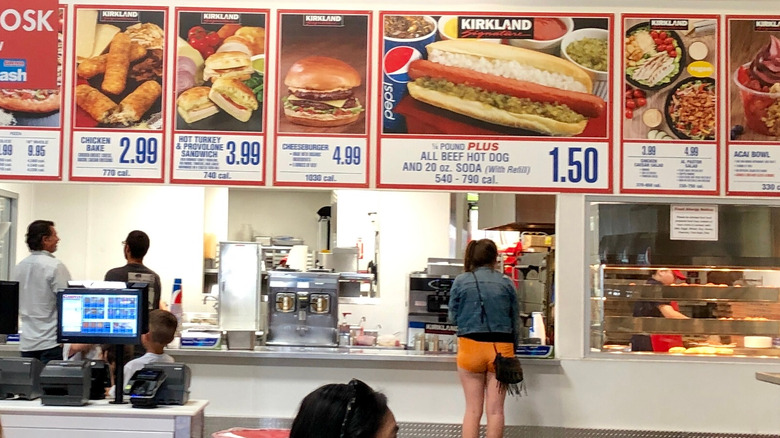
456, 337, 515, 373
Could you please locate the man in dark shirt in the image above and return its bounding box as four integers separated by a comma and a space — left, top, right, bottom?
104, 230, 164, 312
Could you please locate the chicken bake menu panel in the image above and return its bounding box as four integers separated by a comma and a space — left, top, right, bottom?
726, 16, 780, 196
0, 5, 64, 180
69, 6, 167, 183
170, 8, 269, 185
376, 12, 613, 192
620, 14, 720, 195
273, 11, 371, 188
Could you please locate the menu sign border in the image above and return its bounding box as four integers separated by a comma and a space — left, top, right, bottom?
68, 4, 168, 184
375, 10, 614, 193
0, 5, 66, 181
169, 6, 270, 187
271, 9, 373, 189
725, 14, 780, 197
619, 13, 721, 196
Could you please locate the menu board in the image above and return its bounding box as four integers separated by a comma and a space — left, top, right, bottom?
620, 15, 719, 194
69, 6, 167, 183
273, 11, 371, 188
726, 16, 780, 196
170, 8, 268, 185
376, 12, 612, 192
0, 5, 63, 180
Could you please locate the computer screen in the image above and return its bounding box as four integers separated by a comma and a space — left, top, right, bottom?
56, 288, 146, 345
0, 281, 19, 335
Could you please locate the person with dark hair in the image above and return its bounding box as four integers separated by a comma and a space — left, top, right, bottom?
12, 220, 72, 364
448, 239, 518, 438
105, 230, 165, 311
108, 309, 177, 397
631, 269, 688, 352
290, 379, 397, 438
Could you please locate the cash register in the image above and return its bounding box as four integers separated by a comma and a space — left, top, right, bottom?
125, 363, 191, 408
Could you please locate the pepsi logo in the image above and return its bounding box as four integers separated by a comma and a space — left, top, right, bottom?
383, 46, 423, 84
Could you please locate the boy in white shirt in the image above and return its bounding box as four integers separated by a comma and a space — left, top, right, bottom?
110, 309, 177, 397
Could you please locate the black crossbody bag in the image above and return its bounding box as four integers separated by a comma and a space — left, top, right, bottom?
472, 272, 526, 397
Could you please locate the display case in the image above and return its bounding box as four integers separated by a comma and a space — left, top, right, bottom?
591, 266, 780, 357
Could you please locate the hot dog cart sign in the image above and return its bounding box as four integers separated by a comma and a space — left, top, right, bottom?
0, 5, 64, 180
170, 8, 268, 185
377, 12, 612, 192
620, 15, 719, 195
726, 17, 780, 196
69, 6, 167, 183
273, 11, 371, 188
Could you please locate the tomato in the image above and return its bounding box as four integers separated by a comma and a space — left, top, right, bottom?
190, 38, 208, 52
653, 37, 663, 46
633, 89, 645, 98
205, 31, 221, 47
200, 46, 215, 58
650, 30, 659, 38
625, 109, 634, 119
659, 31, 667, 40
636, 97, 647, 107
626, 99, 636, 109
188, 26, 206, 39
664, 37, 674, 45
667, 48, 677, 58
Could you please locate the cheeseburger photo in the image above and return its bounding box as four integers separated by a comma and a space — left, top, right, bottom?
407, 40, 606, 136
282, 56, 364, 127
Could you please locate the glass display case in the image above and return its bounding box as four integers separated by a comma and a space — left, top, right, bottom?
591, 266, 780, 356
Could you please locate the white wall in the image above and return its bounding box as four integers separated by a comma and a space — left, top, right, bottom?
335, 190, 451, 335
227, 189, 332, 246
3, 183, 207, 313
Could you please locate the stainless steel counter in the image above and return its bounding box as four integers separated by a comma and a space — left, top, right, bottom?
756, 372, 780, 385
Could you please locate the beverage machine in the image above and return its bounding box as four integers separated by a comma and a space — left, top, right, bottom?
266, 271, 339, 346
407, 258, 463, 350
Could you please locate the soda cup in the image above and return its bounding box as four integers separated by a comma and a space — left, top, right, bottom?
170, 278, 183, 329
382, 15, 438, 133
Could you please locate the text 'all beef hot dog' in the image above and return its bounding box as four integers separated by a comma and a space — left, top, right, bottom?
406, 39, 606, 136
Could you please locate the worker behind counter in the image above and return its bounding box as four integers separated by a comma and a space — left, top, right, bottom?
630, 269, 688, 352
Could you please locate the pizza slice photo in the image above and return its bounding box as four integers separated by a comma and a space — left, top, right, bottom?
0, 11, 63, 127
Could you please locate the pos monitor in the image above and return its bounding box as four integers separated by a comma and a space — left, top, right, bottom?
56, 287, 148, 404
0, 280, 19, 335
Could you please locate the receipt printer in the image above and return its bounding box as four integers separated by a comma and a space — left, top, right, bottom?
143, 362, 191, 405
40, 360, 90, 406
0, 357, 43, 400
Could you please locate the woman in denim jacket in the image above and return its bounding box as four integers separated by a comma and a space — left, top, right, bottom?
448, 239, 518, 438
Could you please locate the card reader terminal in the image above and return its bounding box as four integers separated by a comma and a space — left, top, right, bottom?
124, 369, 166, 408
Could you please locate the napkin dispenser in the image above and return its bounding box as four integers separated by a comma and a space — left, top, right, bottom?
40, 360, 90, 406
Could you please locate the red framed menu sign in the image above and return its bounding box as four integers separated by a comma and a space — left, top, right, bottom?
376, 12, 613, 192
273, 11, 371, 188
69, 6, 167, 183
726, 16, 780, 196
0, 4, 63, 180
170, 8, 268, 185
620, 15, 720, 195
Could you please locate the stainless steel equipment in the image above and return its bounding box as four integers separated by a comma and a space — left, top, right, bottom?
407, 271, 456, 347
218, 242, 262, 333
266, 271, 339, 346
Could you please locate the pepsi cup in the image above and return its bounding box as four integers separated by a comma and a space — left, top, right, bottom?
382, 15, 437, 133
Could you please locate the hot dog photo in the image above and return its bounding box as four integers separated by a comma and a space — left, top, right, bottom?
276, 13, 369, 135
73, 8, 166, 130
175, 11, 266, 133
381, 14, 610, 137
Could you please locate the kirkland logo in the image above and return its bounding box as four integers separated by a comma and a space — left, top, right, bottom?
303, 15, 343, 26
0, 59, 27, 82
99, 10, 140, 22
201, 13, 240, 24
